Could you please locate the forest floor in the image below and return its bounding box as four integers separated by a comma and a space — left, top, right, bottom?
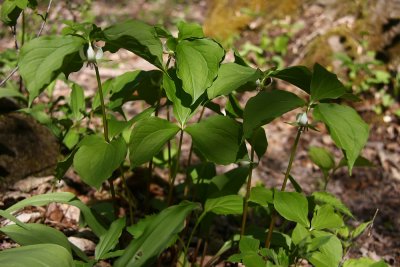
0, 0, 399, 266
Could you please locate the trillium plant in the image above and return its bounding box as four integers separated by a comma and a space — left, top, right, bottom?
0, 2, 388, 267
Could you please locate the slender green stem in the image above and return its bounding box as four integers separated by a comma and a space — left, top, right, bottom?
167, 129, 184, 205
240, 146, 255, 237
184, 213, 205, 266
21, 10, 25, 47
94, 63, 118, 217
265, 127, 303, 248
94, 64, 109, 142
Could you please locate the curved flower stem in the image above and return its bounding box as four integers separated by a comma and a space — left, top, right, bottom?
94, 64, 118, 217
240, 146, 255, 237
265, 127, 303, 248
167, 129, 184, 205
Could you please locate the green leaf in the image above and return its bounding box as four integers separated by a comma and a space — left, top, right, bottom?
309, 232, 342, 267
185, 115, 242, 165
177, 21, 204, 40
95, 217, 126, 260
242, 253, 267, 267
291, 223, 310, 245
288, 174, 303, 193
129, 117, 180, 167
239, 236, 260, 253
18, 36, 85, 104
6, 192, 75, 212
310, 63, 347, 102
70, 83, 85, 120
343, 258, 388, 267
175, 38, 225, 103
248, 127, 268, 159
311, 205, 344, 230
274, 191, 310, 227
5, 192, 106, 237
207, 63, 261, 99
115, 201, 200, 267
249, 186, 273, 206
270, 66, 312, 93
102, 20, 164, 69
352, 221, 372, 239
314, 103, 369, 174
204, 195, 243, 215
312, 191, 353, 217
243, 90, 305, 138
309, 146, 335, 174
163, 70, 195, 127
73, 135, 127, 189
206, 167, 248, 199
0, 244, 74, 267
0, 223, 71, 253
0, 88, 25, 99
108, 70, 162, 109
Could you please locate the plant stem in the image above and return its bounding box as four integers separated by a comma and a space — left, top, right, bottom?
265, 127, 303, 248
120, 166, 134, 224
184, 213, 205, 266
240, 146, 255, 237
167, 129, 184, 205
94, 64, 109, 142
94, 63, 118, 217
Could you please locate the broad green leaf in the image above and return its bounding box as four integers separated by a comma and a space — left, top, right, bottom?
0, 223, 71, 253
70, 83, 85, 120
248, 127, 268, 159
239, 236, 260, 253
204, 195, 243, 215
18, 36, 85, 104
314, 103, 369, 174
185, 115, 242, 165
309, 146, 335, 174
309, 232, 342, 267
312, 191, 353, 217
108, 70, 162, 109
0, 244, 74, 267
249, 186, 273, 206
163, 71, 195, 127
242, 253, 267, 267
310, 63, 346, 102
115, 201, 200, 267
102, 20, 164, 69
243, 90, 305, 138
270, 66, 312, 93
176, 38, 225, 103
291, 223, 310, 245
73, 135, 127, 189
311, 205, 344, 230
55, 149, 77, 180
207, 63, 261, 99
95, 217, 126, 260
225, 93, 244, 118
129, 117, 180, 167
5, 192, 106, 237
108, 118, 134, 140
343, 258, 388, 267
274, 191, 310, 227
0, 88, 25, 99
177, 21, 204, 40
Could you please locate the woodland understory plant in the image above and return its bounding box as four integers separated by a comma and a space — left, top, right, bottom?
0, 2, 390, 267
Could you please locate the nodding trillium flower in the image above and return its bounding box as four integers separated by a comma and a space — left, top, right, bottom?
296, 112, 308, 126
80, 42, 103, 64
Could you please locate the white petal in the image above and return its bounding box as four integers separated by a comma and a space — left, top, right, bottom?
95, 47, 103, 60
87, 44, 96, 61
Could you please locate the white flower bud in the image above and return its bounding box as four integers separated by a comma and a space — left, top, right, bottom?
86, 43, 96, 62
296, 112, 308, 126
